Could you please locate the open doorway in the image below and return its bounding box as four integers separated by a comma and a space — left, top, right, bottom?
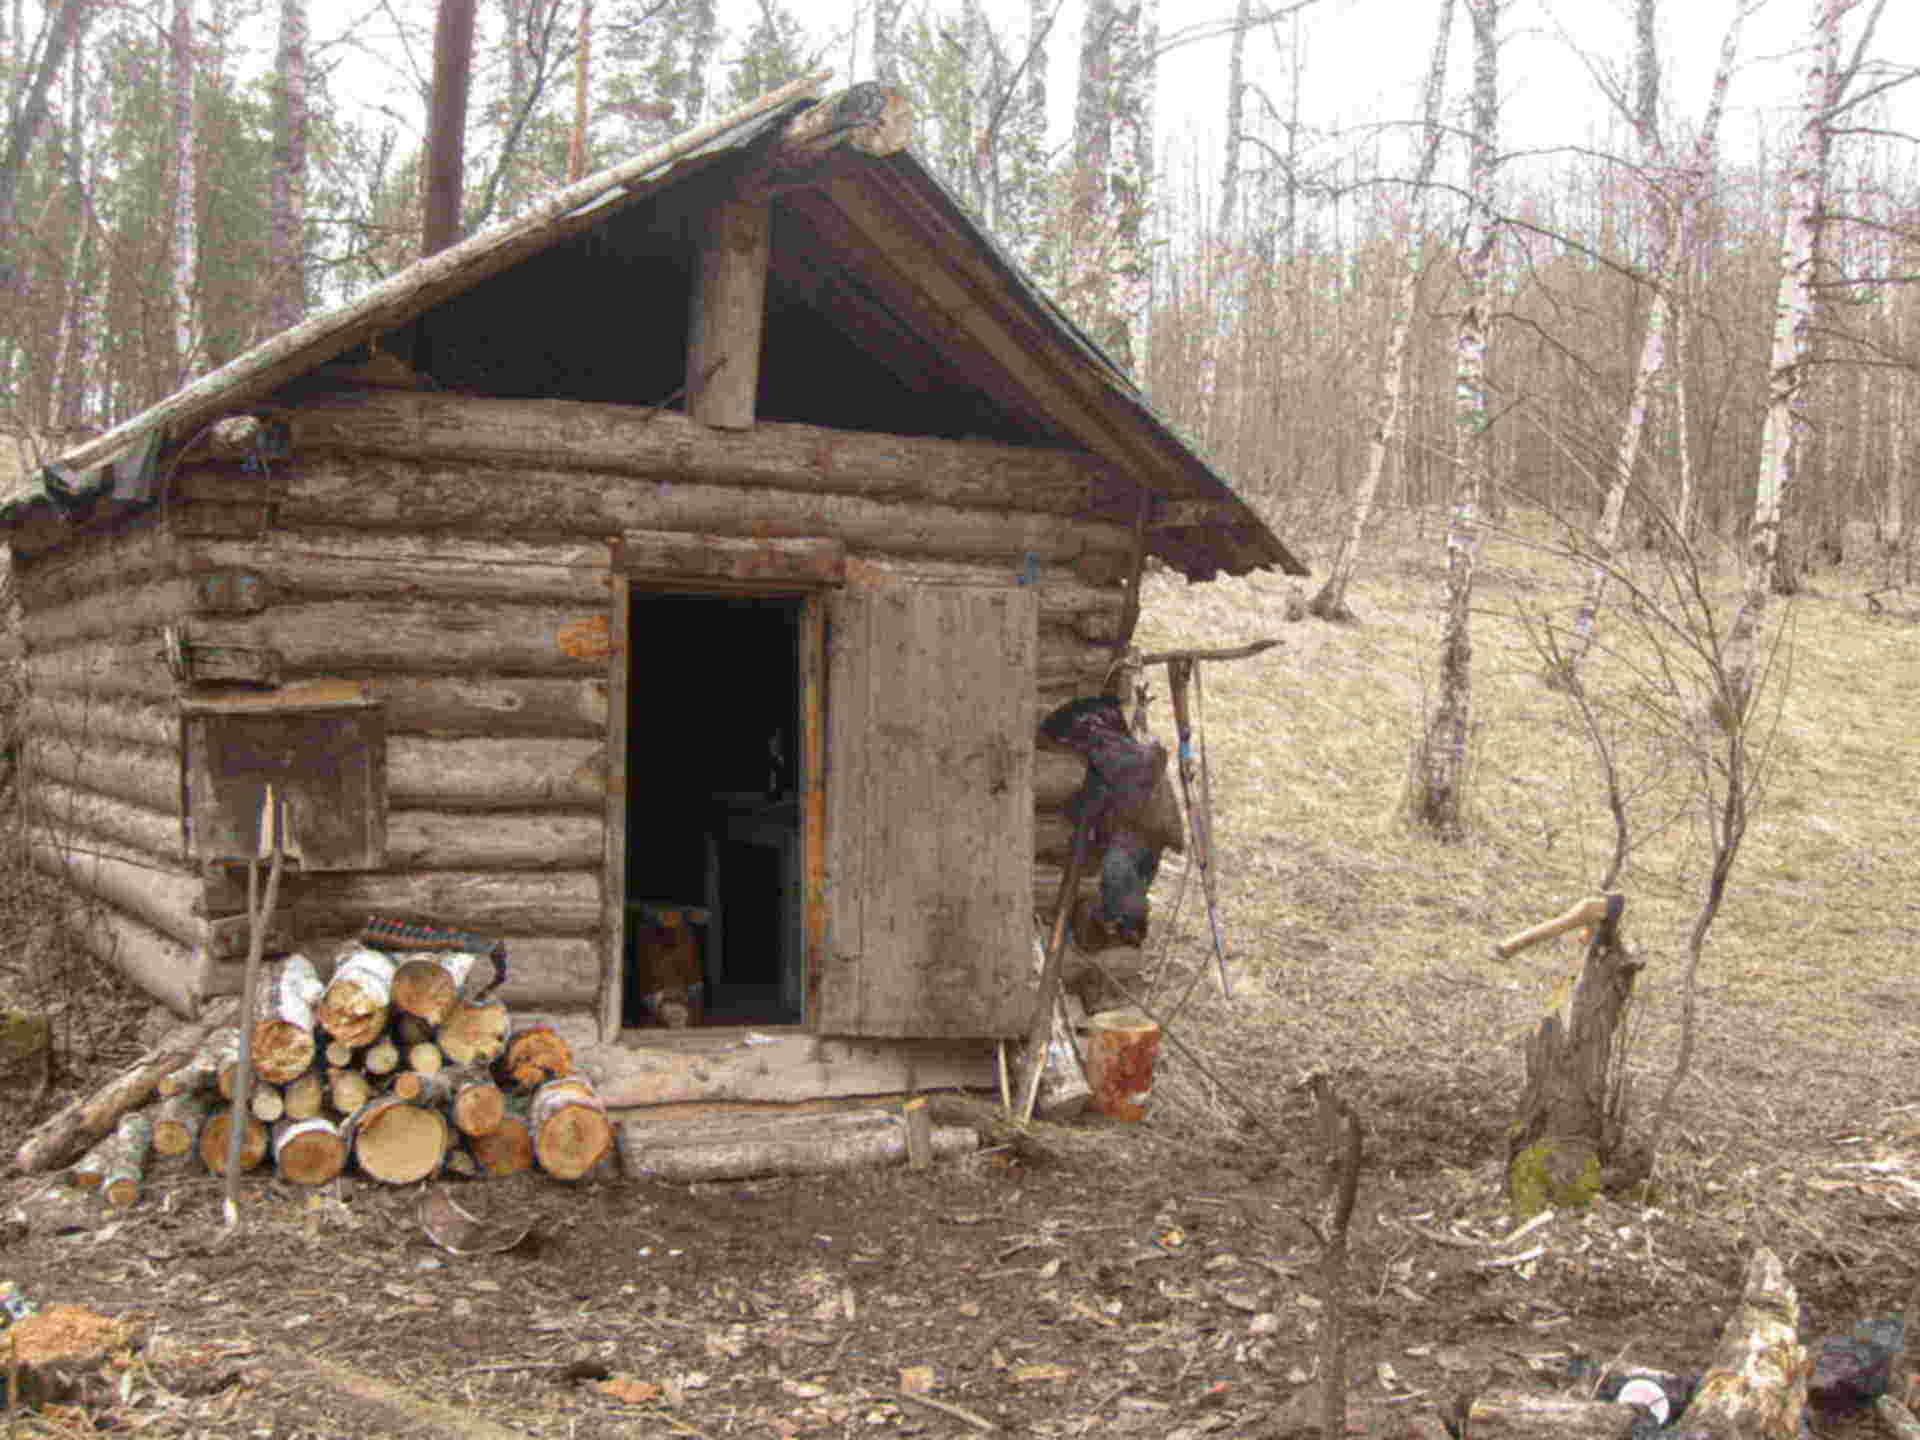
624, 590, 807, 1029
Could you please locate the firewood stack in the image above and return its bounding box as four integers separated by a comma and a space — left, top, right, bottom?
60, 940, 613, 1202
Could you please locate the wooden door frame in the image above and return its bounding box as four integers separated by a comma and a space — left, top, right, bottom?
600, 553, 836, 1043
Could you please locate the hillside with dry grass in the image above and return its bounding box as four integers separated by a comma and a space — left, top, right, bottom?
1128, 507, 1920, 1229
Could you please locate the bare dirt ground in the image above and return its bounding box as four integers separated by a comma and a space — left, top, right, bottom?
0, 517, 1915, 1437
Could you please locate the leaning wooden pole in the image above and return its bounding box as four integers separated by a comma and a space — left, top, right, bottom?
222, 788, 285, 1231
1017, 812, 1095, 1124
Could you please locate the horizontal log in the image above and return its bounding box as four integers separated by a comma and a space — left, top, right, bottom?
179, 532, 615, 605
24, 637, 175, 701
179, 461, 1136, 568
594, 1033, 997, 1106
26, 693, 180, 751
622, 531, 846, 586
282, 389, 1118, 518
282, 871, 602, 937
23, 577, 194, 650
23, 733, 178, 813
30, 782, 184, 860
61, 901, 202, 1017
186, 600, 612, 676
363, 674, 608, 738
27, 834, 204, 953
385, 810, 604, 870
842, 552, 1126, 616
388, 736, 606, 807
14, 523, 177, 609
1038, 631, 1120, 687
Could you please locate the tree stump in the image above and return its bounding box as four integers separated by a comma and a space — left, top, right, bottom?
1506, 894, 1646, 1215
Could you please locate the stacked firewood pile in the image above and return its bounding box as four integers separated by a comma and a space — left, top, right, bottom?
56, 947, 613, 1206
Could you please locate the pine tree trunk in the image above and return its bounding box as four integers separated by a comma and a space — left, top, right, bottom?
1310, 0, 1452, 622
266, 0, 308, 336
0, 0, 92, 293
1730, 0, 1840, 714
422, 0, 478, 257
1413, 0, 1498, 840
170, 0, 197, 382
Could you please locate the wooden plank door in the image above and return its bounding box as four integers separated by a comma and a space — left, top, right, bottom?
817, 583, 1036, 1037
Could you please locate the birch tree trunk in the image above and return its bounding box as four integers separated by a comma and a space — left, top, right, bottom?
1309, 0, 1453, 622
48, 42, 91, 429
1194, 0, 1253, 455
1727, 0, 1840, 715
1671, 2, 1749, 545
170, 0, 198, 382
1890, 298, 1908, 545
1561, 0, 1670, 672
266, 0, 308, 337
1069, 0, 1114, 352
1107, 0, 1157, 377
1412, 0, 1498, 840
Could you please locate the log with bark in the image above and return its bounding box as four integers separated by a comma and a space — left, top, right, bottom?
273, 1116, 349, 1185
152, 1089, 213, 1156
100, 1112, 153, 1209
329, 1066, 373, 1115
438, 999, 509, 1065
390, 951, 477, 1026
249, 1084, 285, 1123
528, 1074, 611, 1180
621, 1108, 978, 1184
498, 1022, 572, 1091
15, 998, 239, 1173
347, 1095, 448, 1184
1671, 1247, 1808, 1439
251, 953, 324, 1085
199, 1108, 269, 1175
316, 948, 396, 1047
468, 1096, 535, 1176
283, 1066, 325, 1120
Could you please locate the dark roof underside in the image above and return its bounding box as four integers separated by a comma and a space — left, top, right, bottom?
6, 85, 1303, 582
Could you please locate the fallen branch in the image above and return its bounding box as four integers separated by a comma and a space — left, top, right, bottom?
15, 997, 240, 1173
894, 1387, 997, 1432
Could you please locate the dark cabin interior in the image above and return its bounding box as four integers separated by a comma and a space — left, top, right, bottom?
622, 591, 805, 1028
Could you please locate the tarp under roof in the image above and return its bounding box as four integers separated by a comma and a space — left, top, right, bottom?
4, 74, 1304, 583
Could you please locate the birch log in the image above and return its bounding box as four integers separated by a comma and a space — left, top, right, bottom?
15, 999, 239, 1173
199, 1109, 269, 1175
100, 1113, 154, 1209
468, 1097, 534, 1176
272, 1117, 349, 1185
316, 948, 395, 1046
152, 1089, 214, 1156
438, 1000, 509, 1066
252, 953, 323, 1084
390, 951, 477, 1026
528, 1075, 611, 1180
348, 1096, 448, 1185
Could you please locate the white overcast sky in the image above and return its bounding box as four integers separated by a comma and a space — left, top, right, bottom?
819, 0, 1920, 174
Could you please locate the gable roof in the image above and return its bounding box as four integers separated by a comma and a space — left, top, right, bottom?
7, 74, 1304, 582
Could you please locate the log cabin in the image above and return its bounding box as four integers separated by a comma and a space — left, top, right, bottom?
0, 78, 1304, 1109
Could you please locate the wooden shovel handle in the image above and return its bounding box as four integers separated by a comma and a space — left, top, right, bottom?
1493, 895, 1612, 960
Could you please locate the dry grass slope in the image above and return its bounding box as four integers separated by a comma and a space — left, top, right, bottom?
1127, 511, 1920, 1224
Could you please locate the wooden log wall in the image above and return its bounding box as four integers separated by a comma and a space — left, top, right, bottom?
13, 389, 1134, 1022
13, 515, 216, 1015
